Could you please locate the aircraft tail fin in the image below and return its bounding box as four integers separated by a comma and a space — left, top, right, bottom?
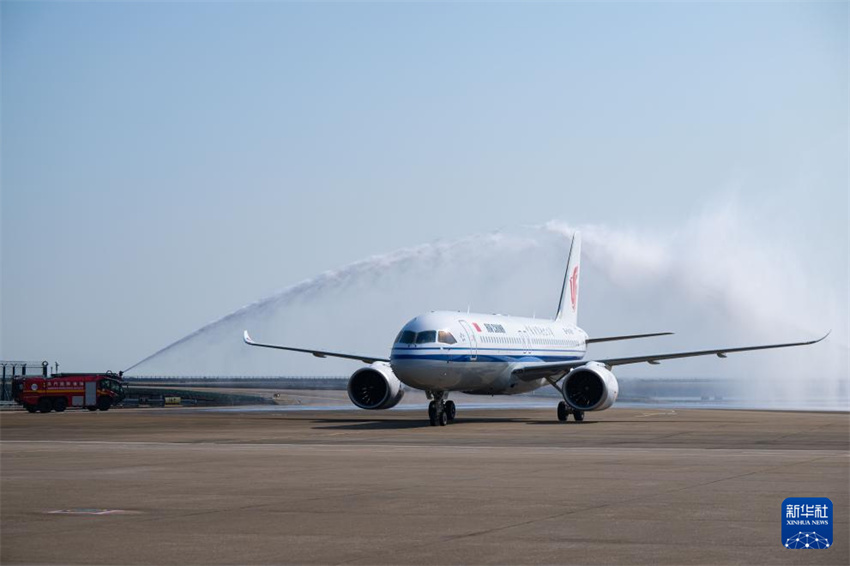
555, 231, 581, 324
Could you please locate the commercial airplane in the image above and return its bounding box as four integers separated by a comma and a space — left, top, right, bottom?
244, 232, 827, 426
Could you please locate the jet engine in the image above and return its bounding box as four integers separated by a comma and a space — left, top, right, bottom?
347, 362, 405, 410
562, 362, 619, 412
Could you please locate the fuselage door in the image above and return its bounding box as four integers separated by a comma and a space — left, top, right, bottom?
459, 320, 478, 362
519, 330, 530, 355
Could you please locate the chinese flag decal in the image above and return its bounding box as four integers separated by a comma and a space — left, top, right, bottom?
569, 266, 579, 312
472, 322, 482, 332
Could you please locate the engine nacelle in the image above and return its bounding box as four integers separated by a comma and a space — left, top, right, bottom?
562, 362, 619, 412
347, 362, 405, 410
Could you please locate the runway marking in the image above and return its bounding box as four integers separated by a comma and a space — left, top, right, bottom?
635, 410, 677, 418
2, 440, 846, 458
47, 508, 141, 516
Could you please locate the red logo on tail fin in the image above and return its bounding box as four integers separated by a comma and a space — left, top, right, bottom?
569, 266, 579, 312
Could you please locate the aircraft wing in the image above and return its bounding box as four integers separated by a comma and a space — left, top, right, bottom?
586, 331, 673, 344
513, 332, 830, 382
243, 331, 390, 364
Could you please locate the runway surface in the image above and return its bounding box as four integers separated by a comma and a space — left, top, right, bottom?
1, 406, 848, 565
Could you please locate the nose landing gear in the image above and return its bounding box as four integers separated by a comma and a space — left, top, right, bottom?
428, 393, 456, 426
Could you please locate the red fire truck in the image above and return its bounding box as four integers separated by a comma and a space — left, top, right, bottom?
12, 372, 127, 413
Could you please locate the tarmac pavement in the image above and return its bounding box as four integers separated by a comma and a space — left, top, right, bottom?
1, 405, 847, 565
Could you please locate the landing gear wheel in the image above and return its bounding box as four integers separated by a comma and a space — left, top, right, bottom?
37, 398, 52, 413
445, 400, 456, 422
573, 410, 585, 422
97, 396, 111, 411
557, 401, 568, 422
53, 397, 67, 412
428, 393, 450, 427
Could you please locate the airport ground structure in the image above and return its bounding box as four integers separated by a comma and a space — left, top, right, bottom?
116, 375, 738, 407
0, 368, 789, 412
1, 403, 847, 565
0, 360, 55, 404
1, 372, 743, 417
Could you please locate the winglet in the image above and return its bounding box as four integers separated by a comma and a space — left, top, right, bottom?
243, 330, 253, 344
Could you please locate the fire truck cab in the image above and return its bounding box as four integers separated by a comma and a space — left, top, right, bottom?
12, 372, 127, 413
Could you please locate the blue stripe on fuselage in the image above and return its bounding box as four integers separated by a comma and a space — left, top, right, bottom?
395, 346, 581, 352
390, 345, 585, 364
390, 353, 583, 363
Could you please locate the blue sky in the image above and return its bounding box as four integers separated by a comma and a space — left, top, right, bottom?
2, 1, 847, 372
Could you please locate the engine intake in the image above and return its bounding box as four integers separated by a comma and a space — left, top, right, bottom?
562, 362, 619, 411
347, 363, 405, 410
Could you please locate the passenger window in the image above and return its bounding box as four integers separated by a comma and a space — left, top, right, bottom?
438, 331, 457, 345
398, 330, 416, 344
415, 331, 437, 344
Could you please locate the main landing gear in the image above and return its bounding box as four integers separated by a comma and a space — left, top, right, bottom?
428, 392, 456, 426
557, 401, 585, 422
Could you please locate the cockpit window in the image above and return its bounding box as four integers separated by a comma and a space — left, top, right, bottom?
438, 331, 457, 345
415, 330, 437, 344
397, 330, 416, 344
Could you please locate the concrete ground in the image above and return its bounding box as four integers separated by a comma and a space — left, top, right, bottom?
1, 405, 848, 565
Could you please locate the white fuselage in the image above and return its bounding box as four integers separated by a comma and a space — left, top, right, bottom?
389, 311, 587, 395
